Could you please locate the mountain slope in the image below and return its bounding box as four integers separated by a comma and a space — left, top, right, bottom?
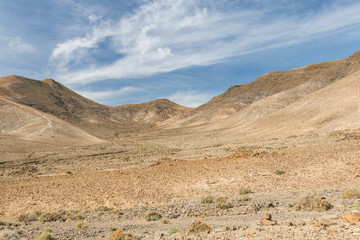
161, 50, 360, 128
0, 75, 190, 140
225, 69, 360, 137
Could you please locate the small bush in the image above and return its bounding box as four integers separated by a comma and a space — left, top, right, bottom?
239, 195, 251, 202
293, 196, 332, 212
201, 194, 214, 204
188, 221, 211, 234
168, 227, 180, 235
95, 206, 113, 212
275, 170, 285, 175
239, 187, 253, 195
107, 230, 137, 240
18, 213, 37, 222
160, 218, 170, 224
108, 226, 117, 232
216, 202, 233, 210
34, 229, 56, 240
215, 197, 233, 209
144, 211, 162, 221
14, 228, 23, 235
76, 221, 88, 229
341, 189, 360, 199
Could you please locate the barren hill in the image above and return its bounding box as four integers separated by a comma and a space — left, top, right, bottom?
0, 75, 190, 142
161, 50, 360, 128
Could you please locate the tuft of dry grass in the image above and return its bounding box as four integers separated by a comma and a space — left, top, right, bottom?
144, 210, 162, 221
34, 229, 56, 240
239, 187, 253, 195
201, 194, 214, 204
215, 197, 233, 209
291, 196, 332, 212
107, 230, 137, 240
239, 195, 252, 202
274, 170, 285, 175
341, 189, 360, 199
18, 213, 37, 222
189, 221, 211, 234
76, 221, 88, 229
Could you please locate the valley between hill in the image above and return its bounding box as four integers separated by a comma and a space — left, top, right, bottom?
0, 51, 359, 239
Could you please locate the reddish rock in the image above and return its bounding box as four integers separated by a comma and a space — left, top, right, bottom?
344, 213, 360, 223
261, 220, 277, 226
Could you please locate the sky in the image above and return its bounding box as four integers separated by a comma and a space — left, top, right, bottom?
1, 0, 360, 107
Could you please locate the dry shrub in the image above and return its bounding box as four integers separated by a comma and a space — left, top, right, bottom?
341, 189, 360, 199
239, 187, 253, 195
108, 230, 137, 240
34, 229, 56, 240
144, 210, 162, 221
188, 221, 211, 234
18, 213, 37, 222
95, 206, 113, 212
201, 194, 214, 204
293, 196, 332, 212
215, 197, 233, 209
239, 195, 251, 202
275, 170, 285, 175
76, 221, 88, 229
38, 210, 67, 223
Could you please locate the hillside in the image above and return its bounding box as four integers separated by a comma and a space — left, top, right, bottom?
0, 75, 190, 141
161, 50, 360, 128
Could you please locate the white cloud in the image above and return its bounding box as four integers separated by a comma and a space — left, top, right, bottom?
76, 86, 142, 102
49, 0, 360, 84
88, 15, 102, 23
165, 90, 214, 107
8, 36, 34, 54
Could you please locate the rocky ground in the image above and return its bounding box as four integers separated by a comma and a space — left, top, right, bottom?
1, 130, 360, 239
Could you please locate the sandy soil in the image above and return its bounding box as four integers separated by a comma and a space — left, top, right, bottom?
1, 130, 360, 239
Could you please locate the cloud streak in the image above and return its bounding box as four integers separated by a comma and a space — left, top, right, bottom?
50, 0, 360, 84
165, 90, 214, 108
76, 86, 143, 103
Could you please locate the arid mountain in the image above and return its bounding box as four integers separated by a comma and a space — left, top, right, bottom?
207, 69, 360, 137
1, 51, 359, 144
161, 50, 360, 128
0, 75, 191, 142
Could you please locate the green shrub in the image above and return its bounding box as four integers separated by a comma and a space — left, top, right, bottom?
168, 227, 180, 235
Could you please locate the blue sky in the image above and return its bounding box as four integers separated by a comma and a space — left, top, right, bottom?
1, 0, 360, 107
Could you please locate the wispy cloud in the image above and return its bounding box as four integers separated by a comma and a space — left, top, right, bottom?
165, 90, 214, 107
8, 36, 34, 54
76, 86, 143, 103
50, 0, 360, 84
